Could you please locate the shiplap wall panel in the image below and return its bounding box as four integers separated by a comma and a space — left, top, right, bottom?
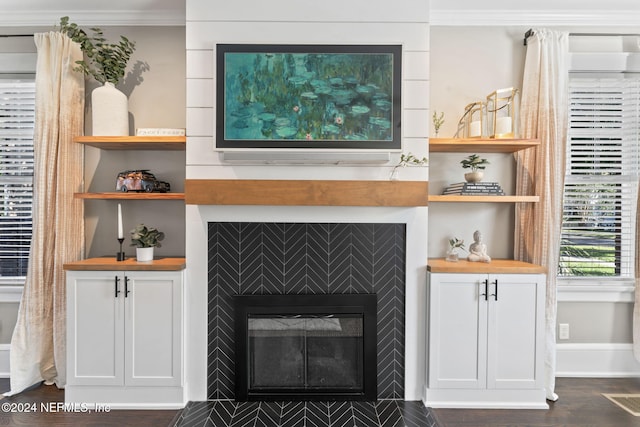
185, 137, 218, 166
186, 107, 213, 137
185, 163, 427, 182
186, 22, 429, 51
404, 51, 430, 81
405, 81, 430, 109
403, 110, 430, 138
187, 0, 429, 23
185, 0, 429, 173
186, 79, 213, 108
186, 50, 213, 79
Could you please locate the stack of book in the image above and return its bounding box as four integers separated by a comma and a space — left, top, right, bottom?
442, 182, 505, 195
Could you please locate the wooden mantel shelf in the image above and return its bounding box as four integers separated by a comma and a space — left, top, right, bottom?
63, 257, 186, 271
185, 179, 428, 207
428, 258, 546, 274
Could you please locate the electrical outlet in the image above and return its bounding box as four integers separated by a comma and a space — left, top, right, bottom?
559, 323, 570, 340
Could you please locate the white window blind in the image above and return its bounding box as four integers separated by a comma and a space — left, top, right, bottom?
559, 77, 640, 278
0, 79, 35, 280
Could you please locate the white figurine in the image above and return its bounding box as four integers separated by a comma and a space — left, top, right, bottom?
467, 230, 491, 263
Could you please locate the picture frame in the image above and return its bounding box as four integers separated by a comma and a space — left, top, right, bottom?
216, 43, 402, 150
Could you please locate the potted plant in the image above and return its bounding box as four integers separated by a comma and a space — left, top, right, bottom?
58, 16, 136, 136
389, 152, 428, 180
130, 224, 164, 262
460, 154, 490, 183
446, 237, 465, 262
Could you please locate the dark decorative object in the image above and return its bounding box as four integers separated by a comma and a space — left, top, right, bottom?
116, 170, 170, 193
216, 44, 402, 150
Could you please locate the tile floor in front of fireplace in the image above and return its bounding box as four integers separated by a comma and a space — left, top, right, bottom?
172, 400, 439, 427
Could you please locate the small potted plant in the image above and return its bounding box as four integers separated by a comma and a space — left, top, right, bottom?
130, 224, 164, 262
446, 237, 465, 262
390, 152, 428, 180
460, 154, 490, 183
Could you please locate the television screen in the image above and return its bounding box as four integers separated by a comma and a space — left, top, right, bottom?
216, 44, 402, 151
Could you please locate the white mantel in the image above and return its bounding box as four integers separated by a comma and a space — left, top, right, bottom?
185, 204, 428, 401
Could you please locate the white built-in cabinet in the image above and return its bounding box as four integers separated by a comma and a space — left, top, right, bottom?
64, 257, 185, 409
425, 259, 548, 409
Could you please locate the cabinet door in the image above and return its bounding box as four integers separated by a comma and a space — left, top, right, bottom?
486, 273, 545, 390
124, 271, 182, 387
428, 273, 488, 389
66, 271, 124, 386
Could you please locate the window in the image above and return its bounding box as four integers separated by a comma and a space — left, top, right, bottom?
0, 79, 35, 282
559, 77, 639, 279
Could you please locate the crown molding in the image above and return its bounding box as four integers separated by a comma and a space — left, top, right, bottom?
0, 9, 185, 27
429, 9, 640, 27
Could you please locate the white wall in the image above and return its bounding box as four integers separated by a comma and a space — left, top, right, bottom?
184, 0, 430, 402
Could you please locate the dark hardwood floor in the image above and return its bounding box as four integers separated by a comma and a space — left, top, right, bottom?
432, 377, 640, 427
2, 377, 640, 426
0, 378, 179, 427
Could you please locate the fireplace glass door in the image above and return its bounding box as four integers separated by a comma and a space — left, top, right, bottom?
234, 294, 377, 401
249, 315, 363, 391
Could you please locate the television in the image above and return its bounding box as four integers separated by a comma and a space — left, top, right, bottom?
215, 43, 402, 158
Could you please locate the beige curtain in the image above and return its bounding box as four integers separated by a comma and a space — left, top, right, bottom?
3, 31, 84, 396
515, 28, 569, 402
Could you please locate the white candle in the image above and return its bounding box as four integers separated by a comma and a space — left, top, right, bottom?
495, 116, 512, 136
117, 203, 123, 239
469, 120, 482, 137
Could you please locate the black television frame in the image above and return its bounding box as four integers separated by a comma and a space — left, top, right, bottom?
215, 43, 402, 151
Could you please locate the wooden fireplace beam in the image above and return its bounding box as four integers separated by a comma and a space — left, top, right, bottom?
185, 179, 428, 207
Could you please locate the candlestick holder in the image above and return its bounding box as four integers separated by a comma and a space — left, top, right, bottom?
116, 238, 126, 261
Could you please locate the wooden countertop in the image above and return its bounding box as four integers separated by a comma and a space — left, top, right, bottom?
63, 257, 186, 271
427, 258, 546, 274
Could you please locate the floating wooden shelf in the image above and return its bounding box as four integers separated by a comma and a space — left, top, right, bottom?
428, 258, 546, 274
74, 136, 186, 150
428, 194, 539, 203
74, 192, 185, 200
63, 257, 186, 271
185, 179, 429, 207
429, 138, 539, 153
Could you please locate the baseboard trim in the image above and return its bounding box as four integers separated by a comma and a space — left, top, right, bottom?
556, 343, 640, 377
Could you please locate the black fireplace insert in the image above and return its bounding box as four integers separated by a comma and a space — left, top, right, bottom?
233, 293, 377, 401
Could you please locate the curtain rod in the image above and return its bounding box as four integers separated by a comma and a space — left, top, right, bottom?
0, 34, 33, 38
524, 29, 640, 46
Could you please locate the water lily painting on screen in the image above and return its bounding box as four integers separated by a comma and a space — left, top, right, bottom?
216, 44, 402, 150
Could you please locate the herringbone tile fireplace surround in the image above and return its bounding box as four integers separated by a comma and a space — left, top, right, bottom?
207, 222, 406, 400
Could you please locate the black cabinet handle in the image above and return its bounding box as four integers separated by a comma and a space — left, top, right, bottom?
124, 276, 130, 297
490, 279, 498, 301
481, 279, 489, 301
115, 276, 121, 298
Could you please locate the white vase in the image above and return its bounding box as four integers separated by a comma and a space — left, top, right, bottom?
136, 247, 154, 262
92, 82, 129, 136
